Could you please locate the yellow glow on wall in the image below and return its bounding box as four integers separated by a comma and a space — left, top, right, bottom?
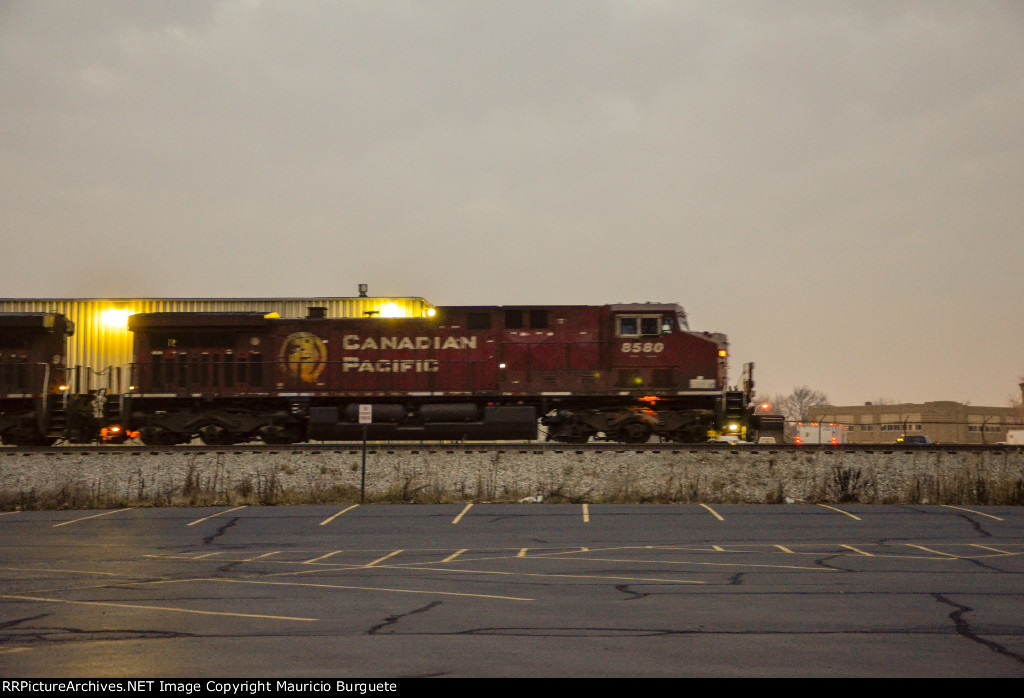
101, 308, 133, 330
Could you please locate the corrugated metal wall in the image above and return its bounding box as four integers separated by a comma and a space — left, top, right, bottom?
0, 297, 430, 391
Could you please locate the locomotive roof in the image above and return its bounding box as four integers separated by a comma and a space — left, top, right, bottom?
127, 312, 272, 331
0, 312, 69, 330
608, 303, 685, 313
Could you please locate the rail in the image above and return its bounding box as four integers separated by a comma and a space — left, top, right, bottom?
3, 441, 1022, 455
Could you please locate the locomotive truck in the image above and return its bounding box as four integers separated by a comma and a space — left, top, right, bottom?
123, 303, 761, 445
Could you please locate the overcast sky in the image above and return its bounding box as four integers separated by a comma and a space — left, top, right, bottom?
2, 1, 1022, 407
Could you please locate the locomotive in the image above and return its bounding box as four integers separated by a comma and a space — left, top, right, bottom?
1, 302, 768, 446
0, 313, 71, 446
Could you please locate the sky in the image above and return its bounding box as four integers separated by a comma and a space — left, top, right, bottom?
2, 1, 1022, 408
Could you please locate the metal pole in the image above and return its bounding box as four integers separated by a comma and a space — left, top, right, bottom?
361, 425, 367, 504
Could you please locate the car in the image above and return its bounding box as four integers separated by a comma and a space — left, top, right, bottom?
896, 435, 935, 445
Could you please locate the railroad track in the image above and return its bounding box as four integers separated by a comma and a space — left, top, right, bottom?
2, 441, 1019, 455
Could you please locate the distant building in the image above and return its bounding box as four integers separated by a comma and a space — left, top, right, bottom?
807, 401, 1023, 445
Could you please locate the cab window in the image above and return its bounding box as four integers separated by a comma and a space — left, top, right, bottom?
617, 315, 666, 337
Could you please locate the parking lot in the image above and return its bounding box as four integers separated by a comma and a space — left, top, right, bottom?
2, 503, 1023, 677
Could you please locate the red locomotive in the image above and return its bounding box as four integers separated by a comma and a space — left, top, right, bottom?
124, 303, 758, 445
0, 313, 73, 446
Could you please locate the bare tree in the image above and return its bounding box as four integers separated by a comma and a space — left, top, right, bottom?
778, 386, 830, 423
1010, 374, 1024, 428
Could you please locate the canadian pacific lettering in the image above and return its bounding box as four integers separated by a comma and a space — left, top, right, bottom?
342, 357, 439, 373
342, 335, 477, 351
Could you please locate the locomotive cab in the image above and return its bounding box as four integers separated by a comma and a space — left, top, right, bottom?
540, 304, 744, 444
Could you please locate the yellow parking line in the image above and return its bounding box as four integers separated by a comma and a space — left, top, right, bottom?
365, 550, 404, 567
530, 554, 831, 572
774, 545, 795, 554
517, 548, 529, 558
941, 505, 1004, 521
265, 563, 704, 586
1, 511, 21, 517
582, 503, 589, 522
970, 544, 1012, 554
320, 504, 359, 526
303, 551, 341, 564
452, 503, 473, 524
906, 544, 959, 558
52, 508, 133, 528
817, 504, 861, 520
203, 577, 533, 602
246, 552, 280, 561
841, 544, 874, 556
0, 594, 316, 622
441, 549, 468, 563
700, 504, 724, 521
186, 506, 247, 526
0, 565, 124, 577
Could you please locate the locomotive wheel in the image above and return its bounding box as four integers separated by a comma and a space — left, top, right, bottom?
199, 425, 232, 446
615, 419, 651, 444
667, 423, 710, 443
139, 426, 181, 446
2, 428, 55, 447
259, 424, 301, 445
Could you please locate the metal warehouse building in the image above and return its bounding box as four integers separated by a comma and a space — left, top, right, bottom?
0, 295, 431, 392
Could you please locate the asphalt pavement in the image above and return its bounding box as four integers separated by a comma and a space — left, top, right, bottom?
1, 503, 1022, 677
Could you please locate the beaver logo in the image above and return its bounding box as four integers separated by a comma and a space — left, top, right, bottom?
280, 332, 327, 383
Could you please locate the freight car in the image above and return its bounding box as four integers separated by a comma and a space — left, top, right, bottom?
122, 303, 760, 445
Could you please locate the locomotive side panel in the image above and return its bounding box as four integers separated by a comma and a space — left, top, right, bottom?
311, 313, 499, 395
129, 313, 274, 397
497, 306, 604, 395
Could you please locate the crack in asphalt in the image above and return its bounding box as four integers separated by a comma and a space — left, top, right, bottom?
947, 512, 993, 538
933, 594, 1024, 666
202, 517, 239, 546
1, 624, 198, 643
0, 614, 49, 631
614, 584, 648, 600
367, 600, 443, 635
814, 555, 849, 571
